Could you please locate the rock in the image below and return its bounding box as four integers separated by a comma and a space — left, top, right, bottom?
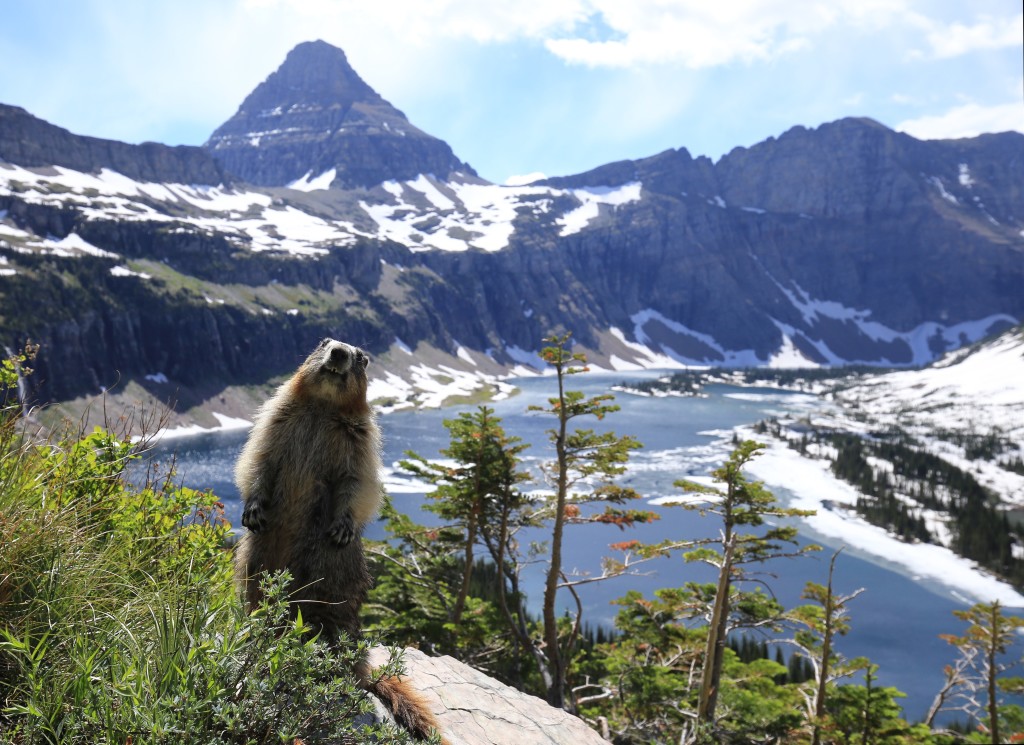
365, 647, 608, 745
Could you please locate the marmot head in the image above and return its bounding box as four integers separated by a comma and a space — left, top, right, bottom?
294, 338, 371, 416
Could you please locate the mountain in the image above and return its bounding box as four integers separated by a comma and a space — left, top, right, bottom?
1, 40, 1022, 415
204, 40, 475, 189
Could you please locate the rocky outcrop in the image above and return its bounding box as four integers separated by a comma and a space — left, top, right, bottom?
204, 40, 475, 189
364, 647, 607, 744
0, 104, 229, 185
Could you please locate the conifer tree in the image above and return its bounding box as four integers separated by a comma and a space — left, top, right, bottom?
936, 601, 1024, 744
400, 406, 527, 629
372, 406, 531, 668
530, 332, 657, 710
787, 549, 866, 745
672, 439, 817, 735
826, 665, 922, 745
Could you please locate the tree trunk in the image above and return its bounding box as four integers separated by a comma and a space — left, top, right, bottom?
812, 552, 841, 745
696, 533, 737, 727
542, 361, 570, 710
988, 603, 1000, 745
452, 507, 477, 627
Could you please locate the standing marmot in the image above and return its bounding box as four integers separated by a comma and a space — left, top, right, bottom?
234, 338, 442, 742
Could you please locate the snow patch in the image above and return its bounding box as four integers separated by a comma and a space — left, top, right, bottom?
288, 168, 337, 192
363, 178, 554, 253
958, 163, 974, 188
110, 265, 152, 279
504, 345, 541, 368
0, 163, 364, 258
775, 280, 1015, 365
768, 334, 819, 369
149, 412, 252, 443
557, 182, 643, 237
631, 309, 763, 366
505, 172, 547, 186
926, 175, 959, 204
406, 174, 456, 211
54, 233, 118, 258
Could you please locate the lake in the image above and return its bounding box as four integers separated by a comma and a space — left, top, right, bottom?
141, 370, 1010, 722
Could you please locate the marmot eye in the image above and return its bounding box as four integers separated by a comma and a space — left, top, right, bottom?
356, 351, 369, 368
318, 338, 331, 349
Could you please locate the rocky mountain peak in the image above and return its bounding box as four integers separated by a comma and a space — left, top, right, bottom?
228, 40, 385, 116
204, 40, 475, 189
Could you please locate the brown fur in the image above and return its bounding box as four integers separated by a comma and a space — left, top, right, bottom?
357, 659, 444, 741
234, 338, 443, 742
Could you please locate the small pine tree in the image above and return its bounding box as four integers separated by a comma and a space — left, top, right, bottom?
672, 440, 817, 732
529, 332, 657, 710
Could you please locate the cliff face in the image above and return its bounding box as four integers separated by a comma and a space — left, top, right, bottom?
1, 41, 1022, 409
204, 40, 475, 189
0, 104, 229, 185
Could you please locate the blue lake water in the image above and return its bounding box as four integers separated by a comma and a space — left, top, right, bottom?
141, 371, 1015, 722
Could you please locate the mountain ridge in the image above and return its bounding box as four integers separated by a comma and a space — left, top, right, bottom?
0, 103, 230, 185
1, 40, 1022, 414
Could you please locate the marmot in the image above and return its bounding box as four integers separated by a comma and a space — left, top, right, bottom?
234, 338, 443, 742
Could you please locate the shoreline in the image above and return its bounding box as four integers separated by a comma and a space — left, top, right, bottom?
145, 412, 253, 443
738, 430, 1024, 608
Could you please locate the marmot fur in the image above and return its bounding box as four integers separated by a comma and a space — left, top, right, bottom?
234, 338, 443, 742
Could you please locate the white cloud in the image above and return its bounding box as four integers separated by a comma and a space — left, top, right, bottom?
897, 100, 1024, 140
237, 0, 911, 70
917, 12, 1024, 59
243, 0, 587, 44
542, 0, 906, 69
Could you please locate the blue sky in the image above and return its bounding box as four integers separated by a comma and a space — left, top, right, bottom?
0, 0, 1021, 184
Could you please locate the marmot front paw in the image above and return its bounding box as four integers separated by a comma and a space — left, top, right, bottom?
327, 513, 356, 546
241, 500, 269, 532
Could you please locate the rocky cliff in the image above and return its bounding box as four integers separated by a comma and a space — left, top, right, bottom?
0, 104, 229, 185
1, 40, 1022, 414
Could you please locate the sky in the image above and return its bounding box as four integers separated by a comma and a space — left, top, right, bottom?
0, 0, 1021, 185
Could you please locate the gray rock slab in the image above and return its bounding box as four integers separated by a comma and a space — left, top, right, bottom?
366, 646, 608, 745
